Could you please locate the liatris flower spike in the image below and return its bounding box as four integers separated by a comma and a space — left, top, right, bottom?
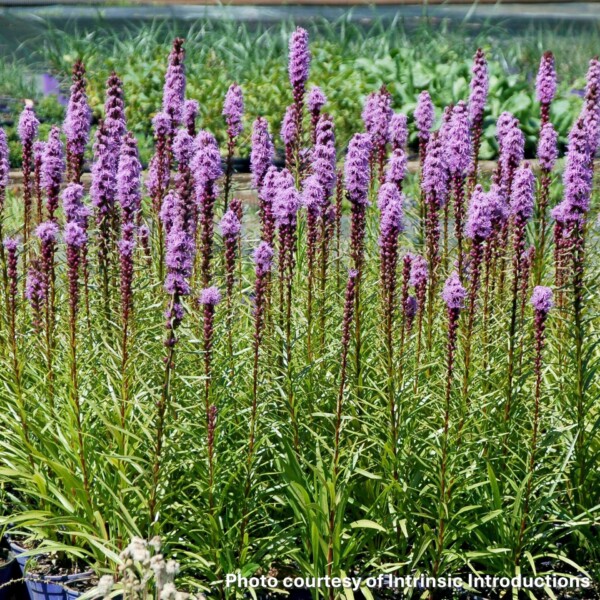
163, 38, 186, 132
183, 99, 199, 136
223, 83, 244, 139
288, 27, 310, 105
250, 117, 274, 190
42, 126, 65, 221
536, 52, 557, 125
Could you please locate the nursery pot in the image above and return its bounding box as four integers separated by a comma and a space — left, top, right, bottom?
7, 541, 27, 575
25, 571, 92, 600
0, 551, 18, 600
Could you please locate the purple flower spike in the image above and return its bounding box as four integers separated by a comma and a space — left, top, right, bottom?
344, 133, 372, 206
510, 163, 535, 221
388, 113, 408, 149
63, 60, 91, 160
274, 184, 301, 229
193, 130, 223, 190
414, 91, 434, 141
0, 128, 10, 189
104, 72, 127, 150
379, 192, 404, 241
220, 209, 241, 238
536, 52, 557, 106
409, 254, 428, 288
250, 117, 274, 189
288, 27, 310, 102
531, 286, 554, 314
308, 86, 327, 115
64, 221, 87, 248
447, 101, 471, 176
422, 133, 449, 208
163, 38, 186, 130
362, 88, 393, 146
469, 48, 488, 126
165, 220, 195, 297
302, 174, 325, 217
281, 104, 299, 147
442, 272, 466, 310
26, 263, 45, 305
465, 184, 494, 241
173, 128, 195, 166
385, 149, 408, 188
62, 183, 90, 225
253, 241, 274, 276
183, 99, 199, 136
199, 286, 222, 306
18, 104, 39, 146
223, 83, 244, 138
117, 131, 142, 225
377, 181, 401, 213
537, 122, 558, 171
41, 126, 65, 196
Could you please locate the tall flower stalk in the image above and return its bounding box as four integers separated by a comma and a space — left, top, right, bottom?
362, 86, 392, 181
63, 59, 91, 184
536, 52, 557, 128
41, 127, 65, 222
288, 27, 311, 177
219, 208, 241, 369
163, 38, 186, 146
222, 83, 244, 209
377, 183, 404, 479
18, 104, 39, 253
433, 272, 466, 577
199, 286, 221, 513
514, 286, 553, 567
33, 141, 45, 225
504, 163, 535, 429
414, 91, 434, 244
151, 190, 196, 528
193, 131, 223, 288
344, 133, 372, 388
0, 129, 9, 304
326, 268, 358, 599
65, 221, 92, 505
468, 48, 488, 188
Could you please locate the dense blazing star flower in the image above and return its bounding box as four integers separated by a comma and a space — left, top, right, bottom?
63, 60, 91, 173
465, 185, 494, 241
447, 101, 471, 177
183, 99, 199, 136
584, 57, 600, 106
160, 190, 179, 237
18, 104, 39, 146
385, 149, 408, 188
64, 221, 87, 249
422, 133, 449, 208
199, 286, 222, 306
531, 286, 554, 314
163, 38, 186, 130
173, 128, 195, 167
409, 254, 428, 289
302, 174, 326, 218
344, 133, 372, 206
26, 260, 45, 313
377, 181, 402, 213
281, 104, 299, 147
362, 88, 393, 146
0, 128, 10, 191
91, 121, 117, 220
442, 271, 466, 310
388, 112, 408, 150
273, 184, 301, 229
537, 122, 558, 171
559, 116, 593, 219
498, 113, 525, 197
193, 130, 223, 192
308, 86, 327, 115
312, 114, 337, 195
62, 183, 91, 226
41, 127, 65, 210
379, 193, 404, 242
223, 83, 244, 138
253, 241, 274, 276
250, 117, 274, 189
469, 48, 489, 126
536, 52, 557, 107
117, 131, 142, 223
414, 91, 434, 142
164, 220, 195, 298
288, 27, 310, 102
220, 209, 241, 239
104, 72, 127, 149
510, 163, 535, 222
